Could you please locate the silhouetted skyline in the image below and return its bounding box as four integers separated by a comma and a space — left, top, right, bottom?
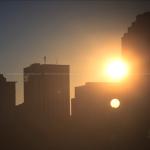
1, 10, 150, 150
0, 0, 150, 104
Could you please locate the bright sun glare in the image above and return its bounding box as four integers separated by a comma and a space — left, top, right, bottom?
110, 98, 120, 109
106, 59, 128, 81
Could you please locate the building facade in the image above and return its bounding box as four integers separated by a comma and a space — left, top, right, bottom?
24, 63, 70, 122
122, 12, 150, 75
0, 74, 16, 118
71, 82, 123, 121
122, 12, 150, 141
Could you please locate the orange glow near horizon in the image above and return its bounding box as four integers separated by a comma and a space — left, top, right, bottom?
105, 59, 129, 82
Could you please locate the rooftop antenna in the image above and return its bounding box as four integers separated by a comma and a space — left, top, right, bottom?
44, 56, 46, 64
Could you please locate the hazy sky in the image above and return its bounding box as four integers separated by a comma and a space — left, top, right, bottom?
0, 0, 150, 104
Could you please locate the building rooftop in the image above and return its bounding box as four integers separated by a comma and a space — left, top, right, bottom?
24, 63, 70, 75
0, 74, 16, 84
76, 82, 121, 89
25, 63, 69, 68
0, 74, 6, 82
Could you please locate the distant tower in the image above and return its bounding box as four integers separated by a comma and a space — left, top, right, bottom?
24, 63, 70, 122
0, 74, 16, 117
44, 56, 46, 64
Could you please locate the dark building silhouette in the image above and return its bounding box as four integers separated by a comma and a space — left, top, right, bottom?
0, 74, 16, 117
0, 74, 16, 150
122, 12, 150, 75
72, 82, 122, 120
121, 12, 150, 146
71, 80, 150, 148
24, 63, 70, 122
71, 82, 145, 149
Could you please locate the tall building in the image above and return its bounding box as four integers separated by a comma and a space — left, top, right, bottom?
122, 12, 150, 115
122, 12, 150, 75
24, 63, 70, 121
0, 74, 16, 118
122, 12, 150, 141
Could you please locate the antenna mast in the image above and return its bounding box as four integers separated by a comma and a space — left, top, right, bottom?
44, 56, 46, 64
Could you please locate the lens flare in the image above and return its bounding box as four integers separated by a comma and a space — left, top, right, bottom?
110, 98, 120, 109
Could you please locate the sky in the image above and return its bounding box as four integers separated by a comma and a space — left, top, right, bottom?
0, 0, 150, 104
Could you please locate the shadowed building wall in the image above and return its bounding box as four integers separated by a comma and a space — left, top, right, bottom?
71, 81, 150, 148
122, 12, 150, 75
122, 12, 150, 144
0, 74, 16, 118
24, 63, 70, 122
122, 12, 150, 121
71, 82, 123, 123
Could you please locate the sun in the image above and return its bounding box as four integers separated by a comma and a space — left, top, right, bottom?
106, 59, 128, 81
110, 98, 120, 109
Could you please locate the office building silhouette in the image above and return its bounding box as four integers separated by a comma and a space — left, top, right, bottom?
72, 82, 122, 121
122, 12, 150, 75
122, 12, 150, 111
24, 63, 70, 122
122, 12, 150, 142
0, 74, 16, 118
